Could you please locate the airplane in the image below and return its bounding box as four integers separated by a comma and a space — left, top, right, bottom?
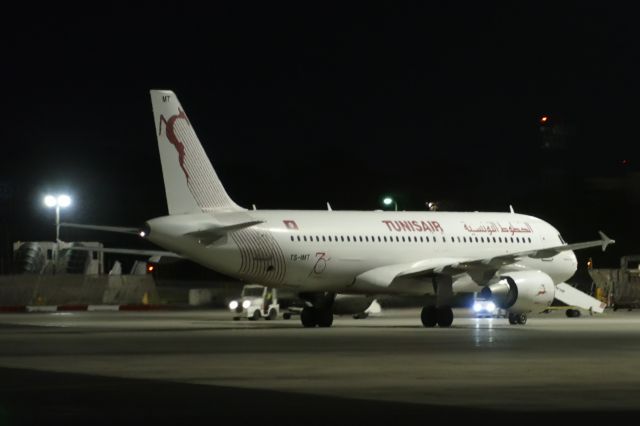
64, 89, 614, 328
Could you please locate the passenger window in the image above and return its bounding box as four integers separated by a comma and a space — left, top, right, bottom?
347, 236, 351, 242
510, 237, 514, 243
396, 236, 400, 242
328, 236, 332, 242
322, 236, 326, 242
359, 236, 363, 242
383, 236, 387, 242
290, 236, 294, 241
463, 237, 467, 243
341, 236, 344, 242
303, 236, 307, 242
475, 237, 479, 242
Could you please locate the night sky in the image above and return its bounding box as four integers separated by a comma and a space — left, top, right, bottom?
1, 3, 639, 269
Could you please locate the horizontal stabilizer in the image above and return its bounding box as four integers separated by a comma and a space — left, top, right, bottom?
185, 220, 264, 245
555, 283, 606, 314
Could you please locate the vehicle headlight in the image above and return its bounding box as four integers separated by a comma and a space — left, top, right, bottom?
473, 302, 482, 312
486, 301, 496, 312
229, 300, 238, 310
242, 300, 251, 309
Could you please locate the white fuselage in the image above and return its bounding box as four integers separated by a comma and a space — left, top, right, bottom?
146, 210, 577, 296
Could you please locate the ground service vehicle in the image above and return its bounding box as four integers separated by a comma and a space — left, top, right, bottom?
229, 285, 279, 320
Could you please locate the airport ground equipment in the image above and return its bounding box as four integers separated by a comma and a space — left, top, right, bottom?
12, 241, 104, 275
229, 285, 279, 320
589, 255, 640, 310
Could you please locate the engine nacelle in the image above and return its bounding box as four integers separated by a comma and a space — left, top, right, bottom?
479, 270, 555, 314
332, 295, 376, 315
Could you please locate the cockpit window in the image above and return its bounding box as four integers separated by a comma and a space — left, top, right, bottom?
558, 234, 566, 244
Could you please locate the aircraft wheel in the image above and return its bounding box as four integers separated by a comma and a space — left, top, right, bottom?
508, 313, 519, 325
266, 308, 277, 320
301, 307, 317, 328
436, 306, 454, 327
317, 309, 334, 328
420, 306, 438, 327
516, 313, 527, 325
566, 309, 581, 318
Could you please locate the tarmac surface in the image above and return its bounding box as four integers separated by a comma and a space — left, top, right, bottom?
0, 308, 639, 424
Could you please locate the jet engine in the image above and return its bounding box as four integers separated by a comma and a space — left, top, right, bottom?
479, 270, 555, 314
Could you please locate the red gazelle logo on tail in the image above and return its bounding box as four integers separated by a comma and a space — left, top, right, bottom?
158, 109, 190, 181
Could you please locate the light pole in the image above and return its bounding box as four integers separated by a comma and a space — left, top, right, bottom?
44, 194, 72, 242
382, 196, 397, 211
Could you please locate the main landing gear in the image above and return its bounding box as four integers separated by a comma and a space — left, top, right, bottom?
299, 292, 335, 328
508, 312, 527, 325
420, 306, 454, 328
300, 306, 334, 328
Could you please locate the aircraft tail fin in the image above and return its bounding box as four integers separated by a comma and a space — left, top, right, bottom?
150, 90, 244, 215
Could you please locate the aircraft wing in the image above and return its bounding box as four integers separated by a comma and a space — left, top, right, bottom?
355, 231, 615, 289
65, 246, 183, 258
61, 223, 142, 235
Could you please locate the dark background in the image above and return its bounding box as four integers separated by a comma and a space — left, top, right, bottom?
1, 3, 638, 270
